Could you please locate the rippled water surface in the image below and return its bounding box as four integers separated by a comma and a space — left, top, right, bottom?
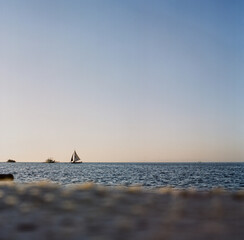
0, 162, 243, 190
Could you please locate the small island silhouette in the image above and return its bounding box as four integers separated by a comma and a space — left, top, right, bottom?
7, 159, 16, 163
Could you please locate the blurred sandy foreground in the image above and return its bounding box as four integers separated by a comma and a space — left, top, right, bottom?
0, 182, 243, 240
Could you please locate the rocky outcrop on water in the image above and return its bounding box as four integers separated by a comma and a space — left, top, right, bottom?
0, 174, 14, 181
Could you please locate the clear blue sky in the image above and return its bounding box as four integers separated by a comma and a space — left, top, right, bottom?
0, 0, 243, 162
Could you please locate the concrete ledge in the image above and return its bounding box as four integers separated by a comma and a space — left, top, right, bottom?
0, 182, 243, 240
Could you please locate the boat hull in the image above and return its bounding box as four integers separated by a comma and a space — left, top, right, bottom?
71, 161, 83, 164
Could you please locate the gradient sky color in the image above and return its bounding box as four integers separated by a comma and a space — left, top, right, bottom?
0, 0, 243, 162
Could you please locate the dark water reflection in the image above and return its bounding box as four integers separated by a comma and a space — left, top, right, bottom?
0, 162, 243, 190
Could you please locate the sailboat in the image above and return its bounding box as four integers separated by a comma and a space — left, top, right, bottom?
70, 150, 82, 164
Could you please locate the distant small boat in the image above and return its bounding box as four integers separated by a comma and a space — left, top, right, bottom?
71, 151, 82, 164
45, 158, 56, 163
7, 159, 16, 163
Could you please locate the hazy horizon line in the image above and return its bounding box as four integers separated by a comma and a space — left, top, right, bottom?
1, 161, 243, 163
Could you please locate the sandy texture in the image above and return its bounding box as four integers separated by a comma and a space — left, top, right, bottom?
0, 182, 243, 240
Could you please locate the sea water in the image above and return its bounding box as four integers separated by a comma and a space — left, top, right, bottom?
0, 162, 243, 190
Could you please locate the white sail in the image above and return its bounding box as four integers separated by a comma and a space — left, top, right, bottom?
74, 151, 80, 162
71, 151, 81, 162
